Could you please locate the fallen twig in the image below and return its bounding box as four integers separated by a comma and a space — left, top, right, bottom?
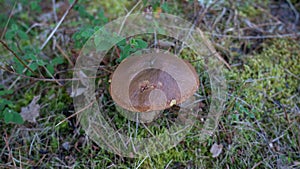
0, 1, 17, 40
55, 99, 96, 127
40, 0, 78, 50
55, 43, 74, 67
0, 40, 39, 76
207, 32, 300, 39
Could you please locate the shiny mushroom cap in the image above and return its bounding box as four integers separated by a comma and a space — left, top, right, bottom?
110, 52, 199, 112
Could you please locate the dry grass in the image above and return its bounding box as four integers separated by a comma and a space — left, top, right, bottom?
0, 0, 299, 168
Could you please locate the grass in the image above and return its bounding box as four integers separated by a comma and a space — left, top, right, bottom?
0, 0, 299, 168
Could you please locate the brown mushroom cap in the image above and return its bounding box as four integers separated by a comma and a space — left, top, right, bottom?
110, 52, 199, 112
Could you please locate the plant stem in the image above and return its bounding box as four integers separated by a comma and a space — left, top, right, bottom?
0, 40, 38, 76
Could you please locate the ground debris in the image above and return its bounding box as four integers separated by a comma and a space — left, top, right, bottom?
20, 95, 41, 123
210, 143, 223, 158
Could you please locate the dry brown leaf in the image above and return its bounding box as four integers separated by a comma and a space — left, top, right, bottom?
210, 143, 223, 158
20, 95, 41, 123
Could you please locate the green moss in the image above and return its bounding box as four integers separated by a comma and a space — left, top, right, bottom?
227, 38, 299, 113
219, 38, 299, 166
90, 0, 132, 18
232, 0, 267, 18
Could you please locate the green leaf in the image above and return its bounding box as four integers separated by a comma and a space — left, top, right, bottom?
94, 10, 108, 25
0, 99, 13, 111
130, 39, 138, 47
29, 62, 38, 71
117, 44, 131, 62
82, 30, 91, 38
161, 3, 169, 12
4, 108, 24, 124
17, 30, 29, 40
13, 57, 25, 74
142, 0, 148, 5
51, 57, 64, 65
11, 24, 18, 31
135, 39, 148, 49
116, 38, 148, 62
25, 61, 38, 76
46, 64, 55, 75
94, 29, 123, 52
0, 89, 13, 96
72, 27, 95, 48
36, 59, 46, 66
151, 1, 161, 10
75, 5, 93, 20
24, 54, 37, 60
94, 35, 112, 51
73, 33, 80, 40
30, 1, 40, 11
117, 39, 126, 47
5, 30, 15, 40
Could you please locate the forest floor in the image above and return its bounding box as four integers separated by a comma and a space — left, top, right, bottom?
0, 0, 299, 168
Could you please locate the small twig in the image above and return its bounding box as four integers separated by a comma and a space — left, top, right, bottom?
287, 0, 299, 27
198, 30, 231, 69
40, 0, 78, 50
42, 64, 63, 86
118, 0, 142, 35
251, 161, 262, 169
164, 159, 173, 169
90, 123, 122, 157
115, 45, 120, 58
36, 154, 47, 167
178, 0, 230, 70
198, 0, 219, 23
0, 40, 38, 76
239, 22, 282, 32
55, 43, 74, 67
52, 0, 58, 23
19, 149, 22, 169
177, 2, 205, 54
271, 123, 294, 143
0, 65, 103, 82
153, 30, 157, 48
1, 0, 17, 40
283, 106, 290, 124
3, 130, 17, 168
254, 5, 283, 24
26, 23, 45, 33
284, 68, 300, 80
55, 99, 96, 127
211, 7, 227, 31
207, 32, 300, 39
135, 155, 148, 169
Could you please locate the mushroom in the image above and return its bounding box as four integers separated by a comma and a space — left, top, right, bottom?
110, 52, 199, 113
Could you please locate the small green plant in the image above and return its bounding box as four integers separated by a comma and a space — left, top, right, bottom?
116, 38, 148, 62
2, 10, 65, 78
72, 4, 108, 48
0, 85, 24, 124
2, 108, 24, 124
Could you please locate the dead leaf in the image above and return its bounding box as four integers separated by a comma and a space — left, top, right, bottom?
62, 142, 71, 151
70, 87, 86, 97
154, 7, 162, 18
210, 143, 223, 158
20, 95, 41, 123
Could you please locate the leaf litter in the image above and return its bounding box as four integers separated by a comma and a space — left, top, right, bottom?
20, 95, 41, 123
